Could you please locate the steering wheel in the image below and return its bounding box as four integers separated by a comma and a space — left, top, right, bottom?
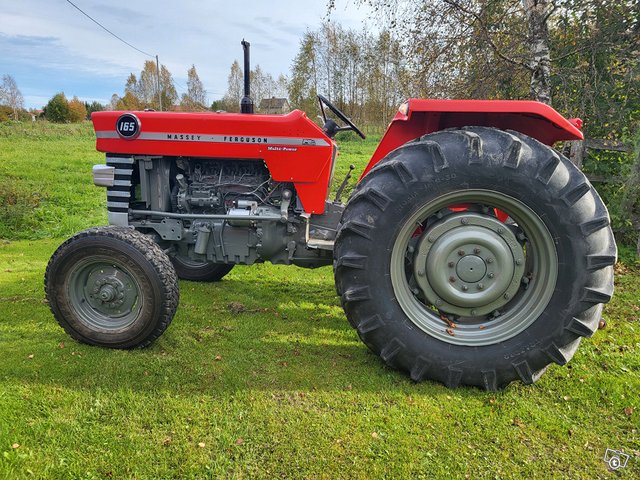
318, 94, 366, 139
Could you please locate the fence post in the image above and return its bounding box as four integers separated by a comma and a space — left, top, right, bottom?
568, 140, 585, 169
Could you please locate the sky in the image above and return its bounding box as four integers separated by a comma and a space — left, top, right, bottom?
0, 0, 374, 109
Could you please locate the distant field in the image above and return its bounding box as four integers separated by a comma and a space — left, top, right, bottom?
0, 122, 638, 478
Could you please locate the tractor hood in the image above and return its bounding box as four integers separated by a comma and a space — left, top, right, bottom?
91, 109, 335, 213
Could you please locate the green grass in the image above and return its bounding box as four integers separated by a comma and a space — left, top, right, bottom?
0, 122, 639, 478
0, 122, 105, 240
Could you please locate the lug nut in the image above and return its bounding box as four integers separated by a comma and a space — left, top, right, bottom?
408, 246, 415, 253
448, 261, 455, 268
521, 277, 530, 285
487, 273, 495, 279
461, 218, 469, 225
461, 285, 468, 291
458, 250, 465, 256
435, 299, 443, 306
418, 270, 426, 276
470, 309, 477, 315
486, 257, 494, 264
497, 227, 505, 234
449, 276, 456, 283
477, 283, 484, 290
504, 293, 511, 300
427, 236, 435, 242
516, 259, 523, 265
474, 247, 481, 254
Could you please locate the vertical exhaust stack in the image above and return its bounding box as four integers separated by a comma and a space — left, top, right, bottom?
240, 39, 254, 114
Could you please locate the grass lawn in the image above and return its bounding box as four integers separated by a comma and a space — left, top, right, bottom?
0, 122, 638, 478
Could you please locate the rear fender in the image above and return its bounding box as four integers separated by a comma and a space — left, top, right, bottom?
361, 99, 583, 179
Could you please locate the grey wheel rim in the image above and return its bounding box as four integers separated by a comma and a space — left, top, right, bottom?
68, 257, 142, 330
390, 189, 558, 346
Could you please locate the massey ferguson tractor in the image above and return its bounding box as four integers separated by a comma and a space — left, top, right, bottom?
45, 41, 616, 390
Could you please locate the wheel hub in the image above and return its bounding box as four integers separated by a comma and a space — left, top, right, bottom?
456, 255, 486, 283
79, 264, 139, 319
413, 213, 525, 316
91, 276, 126, 308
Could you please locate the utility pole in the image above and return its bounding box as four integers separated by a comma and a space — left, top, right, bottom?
156, 55, 162, 111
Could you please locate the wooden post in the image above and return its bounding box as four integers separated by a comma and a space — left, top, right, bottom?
568, 140, 585, 169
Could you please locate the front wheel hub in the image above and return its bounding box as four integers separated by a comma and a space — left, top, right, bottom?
413, 213, 525, 316
70, 261, 141, 329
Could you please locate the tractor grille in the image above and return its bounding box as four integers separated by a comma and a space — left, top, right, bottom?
105, 155, 133, 225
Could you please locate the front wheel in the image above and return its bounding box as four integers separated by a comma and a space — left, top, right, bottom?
335, 127, 616, 390
45, 226, 179, 348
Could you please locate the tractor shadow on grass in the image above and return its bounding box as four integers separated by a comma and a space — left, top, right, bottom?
1, 265, 475, 398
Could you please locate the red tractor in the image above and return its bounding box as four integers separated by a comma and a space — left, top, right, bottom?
45, 41, 615, 390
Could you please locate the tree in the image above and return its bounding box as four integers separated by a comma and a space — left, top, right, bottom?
44, 93, 70, 123
551, 0, 640, 139
159, 65, 178, 111
137, 61, 159, 108
0, 75, 24, 120
115, 61, 177, 111
289, 32, 319, 115
220, 60, 286, 112
114, 91, 142, 111
180, 65, 207, 111
84, 101, 105, 118
347, 1, 551, 101
275, 74, 289, 99
222, 60, 244, 112
109, 94, 120, 110
210, 99, 226, 111
68, 97, 87, 122
125, 73, 139, 97
250, 65, 275, 111
288, 24, 409, 127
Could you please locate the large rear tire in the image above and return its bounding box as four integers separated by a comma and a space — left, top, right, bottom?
334, 127, 616, 390
45, 226, 179, 348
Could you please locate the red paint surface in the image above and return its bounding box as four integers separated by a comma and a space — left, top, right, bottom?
361, 99, 583, 178
92, 110, 335, 213
93, 99, 582, 214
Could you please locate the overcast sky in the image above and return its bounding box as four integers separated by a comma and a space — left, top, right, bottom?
0, 0, 374, 109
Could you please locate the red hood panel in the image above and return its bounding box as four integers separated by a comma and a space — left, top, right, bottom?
92, 110, 334, 213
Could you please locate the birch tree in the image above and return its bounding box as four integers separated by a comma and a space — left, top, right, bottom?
181, 65, 207, 111
0, 75, 24, 120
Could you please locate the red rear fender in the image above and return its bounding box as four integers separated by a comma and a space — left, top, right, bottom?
361, 99, 583, 178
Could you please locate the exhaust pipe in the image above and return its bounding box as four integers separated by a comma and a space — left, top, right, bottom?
240, 39, 254, 114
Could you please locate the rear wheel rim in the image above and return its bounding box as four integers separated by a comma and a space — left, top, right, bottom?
68, 257, 142, 330
390, 189, 558, 346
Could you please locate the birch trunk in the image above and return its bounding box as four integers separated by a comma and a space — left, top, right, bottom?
524, 0, 552, 105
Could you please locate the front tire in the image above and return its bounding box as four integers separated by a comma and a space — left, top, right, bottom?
45, 226, 179, 348
335, 127, 616, 390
